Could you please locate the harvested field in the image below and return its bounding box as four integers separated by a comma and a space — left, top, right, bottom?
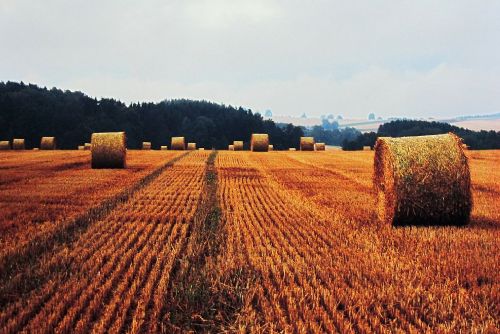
0, 149, 498, 333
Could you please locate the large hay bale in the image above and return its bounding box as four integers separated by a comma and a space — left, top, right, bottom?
0, 141, 10, 150
228, 144, 234, 151
171, 137, 185, 150
187, 142, 196, 150
233, 141, 244, 151
289, 148, 296, 151
142, 142, 152, 150
250, 134, 269, 152
13, 139, 25, 150
91, 132, 127, 169
374, 133, 472, 226
268, 145, 274, 151
40, 137, 56, 150
78, 145, 85, 150
300, 137, 315, 151
84, 143, 91, 150
315, 143, 325, 151
160, 145, 168, 150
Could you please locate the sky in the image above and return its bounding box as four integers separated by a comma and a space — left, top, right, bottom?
1, 0, 499, 119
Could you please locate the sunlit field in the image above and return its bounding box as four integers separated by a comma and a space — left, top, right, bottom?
0, 150, 498, 333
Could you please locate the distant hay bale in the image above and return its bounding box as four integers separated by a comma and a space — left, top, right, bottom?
78, 145, 85, 150
300, 137, 315, 151
228, 145, 234, 151
142, 142, 152, 150
171, 137, 185, 150
40, 137, 56, 150
268, 145, 274, 151
33, 148, 39, 151
13, 139, 25, 150
0, 141, 10, 150
462, 143, 469, 150
251, 134, 269, 152
315, 143, 326, 151
91, 132, 126, 169
160, 145, 168, 150
374, 133, 472, 226
84, 143, 91, 150
363, 146, 372, 151
187, 142, 196, 150
289, 148, 296, 151
198, 148, 205, 151
233, 141, 244, 151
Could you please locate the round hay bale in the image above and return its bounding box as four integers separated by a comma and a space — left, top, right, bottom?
268, 145, 274, 151
0, 141, 10, 150
374, 133, 472, 226
40, 137, 56, 150
84, 143, 91, 150
228, 144, 234, 151
142, 142, 152, 150
233, 141, 244, 151
187, 142, 196, 150
160, 145, 168, 150
78, 145, 85, 150
91, 132, 127, 169
363, 146, 372, 151
300, 137, 315, 151
289, 148, 296, 151
462, 143, 469, 150
198, 148, 205, 151
315, 143, 325, 151
13, 139, 25, 150
33, 148, 39, 151
171, 137, 185, 150
250, 134, 269, 152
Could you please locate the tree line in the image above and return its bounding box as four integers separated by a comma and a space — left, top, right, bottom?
0, 81, 304, 150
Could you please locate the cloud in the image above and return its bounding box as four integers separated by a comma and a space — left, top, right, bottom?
1, 0, 499, 118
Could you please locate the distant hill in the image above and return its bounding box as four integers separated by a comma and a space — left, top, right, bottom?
0, 81, 304, 150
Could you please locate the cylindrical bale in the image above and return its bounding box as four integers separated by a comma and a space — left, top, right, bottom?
289, 148, 296, 151
251, 134, 269, 152
40, 137, 56, 150
171, 137, 185, 150
33, 148, 39, 151
0, 141, 10, 150
160, 145, 168, 150
142, 142, 152, 150
374, 133, 472, 226
84, 143, 91, 150
91, 132, 127, 169
363, 146, 372, 151
187, 142, 196, 150
198, 148, 205, 151
228, 144, 234, 151
462, 143, 469, 150
13, 139, 25, 150
268, 145, 274, 151
300, 137, 315, 151
78, 145, 85, 150
315, 143, 326, 151
233, 141, 244, 151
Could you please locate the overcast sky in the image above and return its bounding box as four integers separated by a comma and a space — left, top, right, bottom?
1, 0, 499, 118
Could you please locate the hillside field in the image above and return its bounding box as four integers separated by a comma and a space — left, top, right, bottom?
0, 150, 498, 333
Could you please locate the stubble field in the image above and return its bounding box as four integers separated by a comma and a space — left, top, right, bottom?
0, 150, 498, 333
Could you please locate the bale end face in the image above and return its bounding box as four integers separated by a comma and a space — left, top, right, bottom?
228, 145, 234, 151
315, 143, 326, 151
250, 134, 269, 152
171, 137, 185, 150
91, 132, 127, 169
160, 146, 168, 150
300, 137, 315, 151
268, 145, 274, 151
374, 133, 472, 226
40, 137, 56, 150
187, 143, 196, 150
142, 142, 152, 150
289, 148, 296, 151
